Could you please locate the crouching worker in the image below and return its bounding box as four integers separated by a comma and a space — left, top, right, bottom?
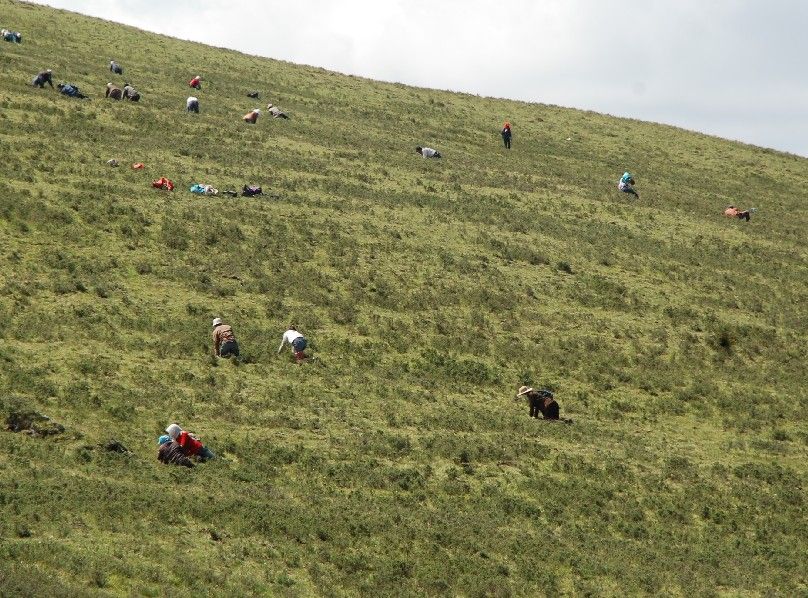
157, 435, 194, 467
123, 83, 140, 102
109, 60, 123, 75
31, 69, 54, 88
723, 205, 752, 222
516, 386, 560, 420
267, 103, 289, 119
57, 83, 88, 99
105, 82, 123, 100
416, 146, 441, 158
212, 317, 239, 358
189, 75, 202, 90
278, 326, 308, 363
618, 171, 639, 198
165, 423, 215, 461
243, 108, 261, 124
186, 96, 200, 113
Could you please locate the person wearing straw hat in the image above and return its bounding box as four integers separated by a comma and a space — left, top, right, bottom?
212, 317, 239, 358
516, 386, 560, 420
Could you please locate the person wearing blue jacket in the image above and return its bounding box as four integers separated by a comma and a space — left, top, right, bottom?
618, 171, 639, 198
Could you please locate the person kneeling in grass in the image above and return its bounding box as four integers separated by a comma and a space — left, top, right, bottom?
157, 434, 194, 467
723, 205, 752, 222
416, 146, 441, 158
516, 386, 560, 420
165, 423, 215, 461
212, 317, 239, 358
278, 325, 308, 364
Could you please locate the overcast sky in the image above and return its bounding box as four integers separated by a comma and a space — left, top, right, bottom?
29, 0, 808, 157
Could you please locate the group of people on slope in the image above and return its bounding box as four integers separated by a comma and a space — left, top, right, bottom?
31, 59, 140, 101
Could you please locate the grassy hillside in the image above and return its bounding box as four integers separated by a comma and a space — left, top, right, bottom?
1, 0, 807, 595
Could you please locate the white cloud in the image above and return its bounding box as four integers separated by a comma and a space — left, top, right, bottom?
27, 0, 808, 155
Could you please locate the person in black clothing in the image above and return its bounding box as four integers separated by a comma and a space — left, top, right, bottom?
32, 69, 54, 88
157, 436, 194, 467
501, 122, 512, 149
516, 386, 560, 420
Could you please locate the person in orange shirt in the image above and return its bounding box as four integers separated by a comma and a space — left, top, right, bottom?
723, 206, 751, 221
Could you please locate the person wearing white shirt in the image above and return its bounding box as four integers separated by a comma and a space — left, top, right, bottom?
278, 326, 308, 363
416, 146, 441, 158
186, 96, 199, 113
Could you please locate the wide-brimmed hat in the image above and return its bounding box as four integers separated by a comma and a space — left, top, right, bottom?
517, 385, 534, 396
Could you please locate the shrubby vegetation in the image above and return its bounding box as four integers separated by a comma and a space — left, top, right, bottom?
0, 0, 806, 594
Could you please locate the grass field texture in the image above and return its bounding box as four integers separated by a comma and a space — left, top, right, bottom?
0, 0, 807, 595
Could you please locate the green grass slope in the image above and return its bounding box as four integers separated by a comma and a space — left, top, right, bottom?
1, 0, 807, 595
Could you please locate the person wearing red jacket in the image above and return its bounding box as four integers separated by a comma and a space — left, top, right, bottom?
165, 423, 215, 460
189, 75, 202, 90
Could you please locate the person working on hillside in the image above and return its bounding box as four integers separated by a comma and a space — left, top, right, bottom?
3, 29, 22, 43
516, 386, 560, 420
189, 75, 202, 90
618, 171, 639, 198
278, 326, 308, 363
165, 423, 215, 461
122, 83, 140, 102
186, 96, 200, 113
416, 146, 441, 158
105, 82, 123, 100
157, 435, 194, 467
723, 205, 752, 222
243, 108, 261, 124
212, 317, 239, 358
31, 69, 54, 88
266, 103, 289, 119
109, 60, 123, 75
501, 122, 512, 149
57, 83, 88, 99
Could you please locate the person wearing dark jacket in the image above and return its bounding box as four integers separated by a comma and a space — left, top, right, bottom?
157, 435, 194, 467
32, 69, 54, 88
109, 60, 123, 75
516, 386, 560, 420
501, 122, 512, 149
